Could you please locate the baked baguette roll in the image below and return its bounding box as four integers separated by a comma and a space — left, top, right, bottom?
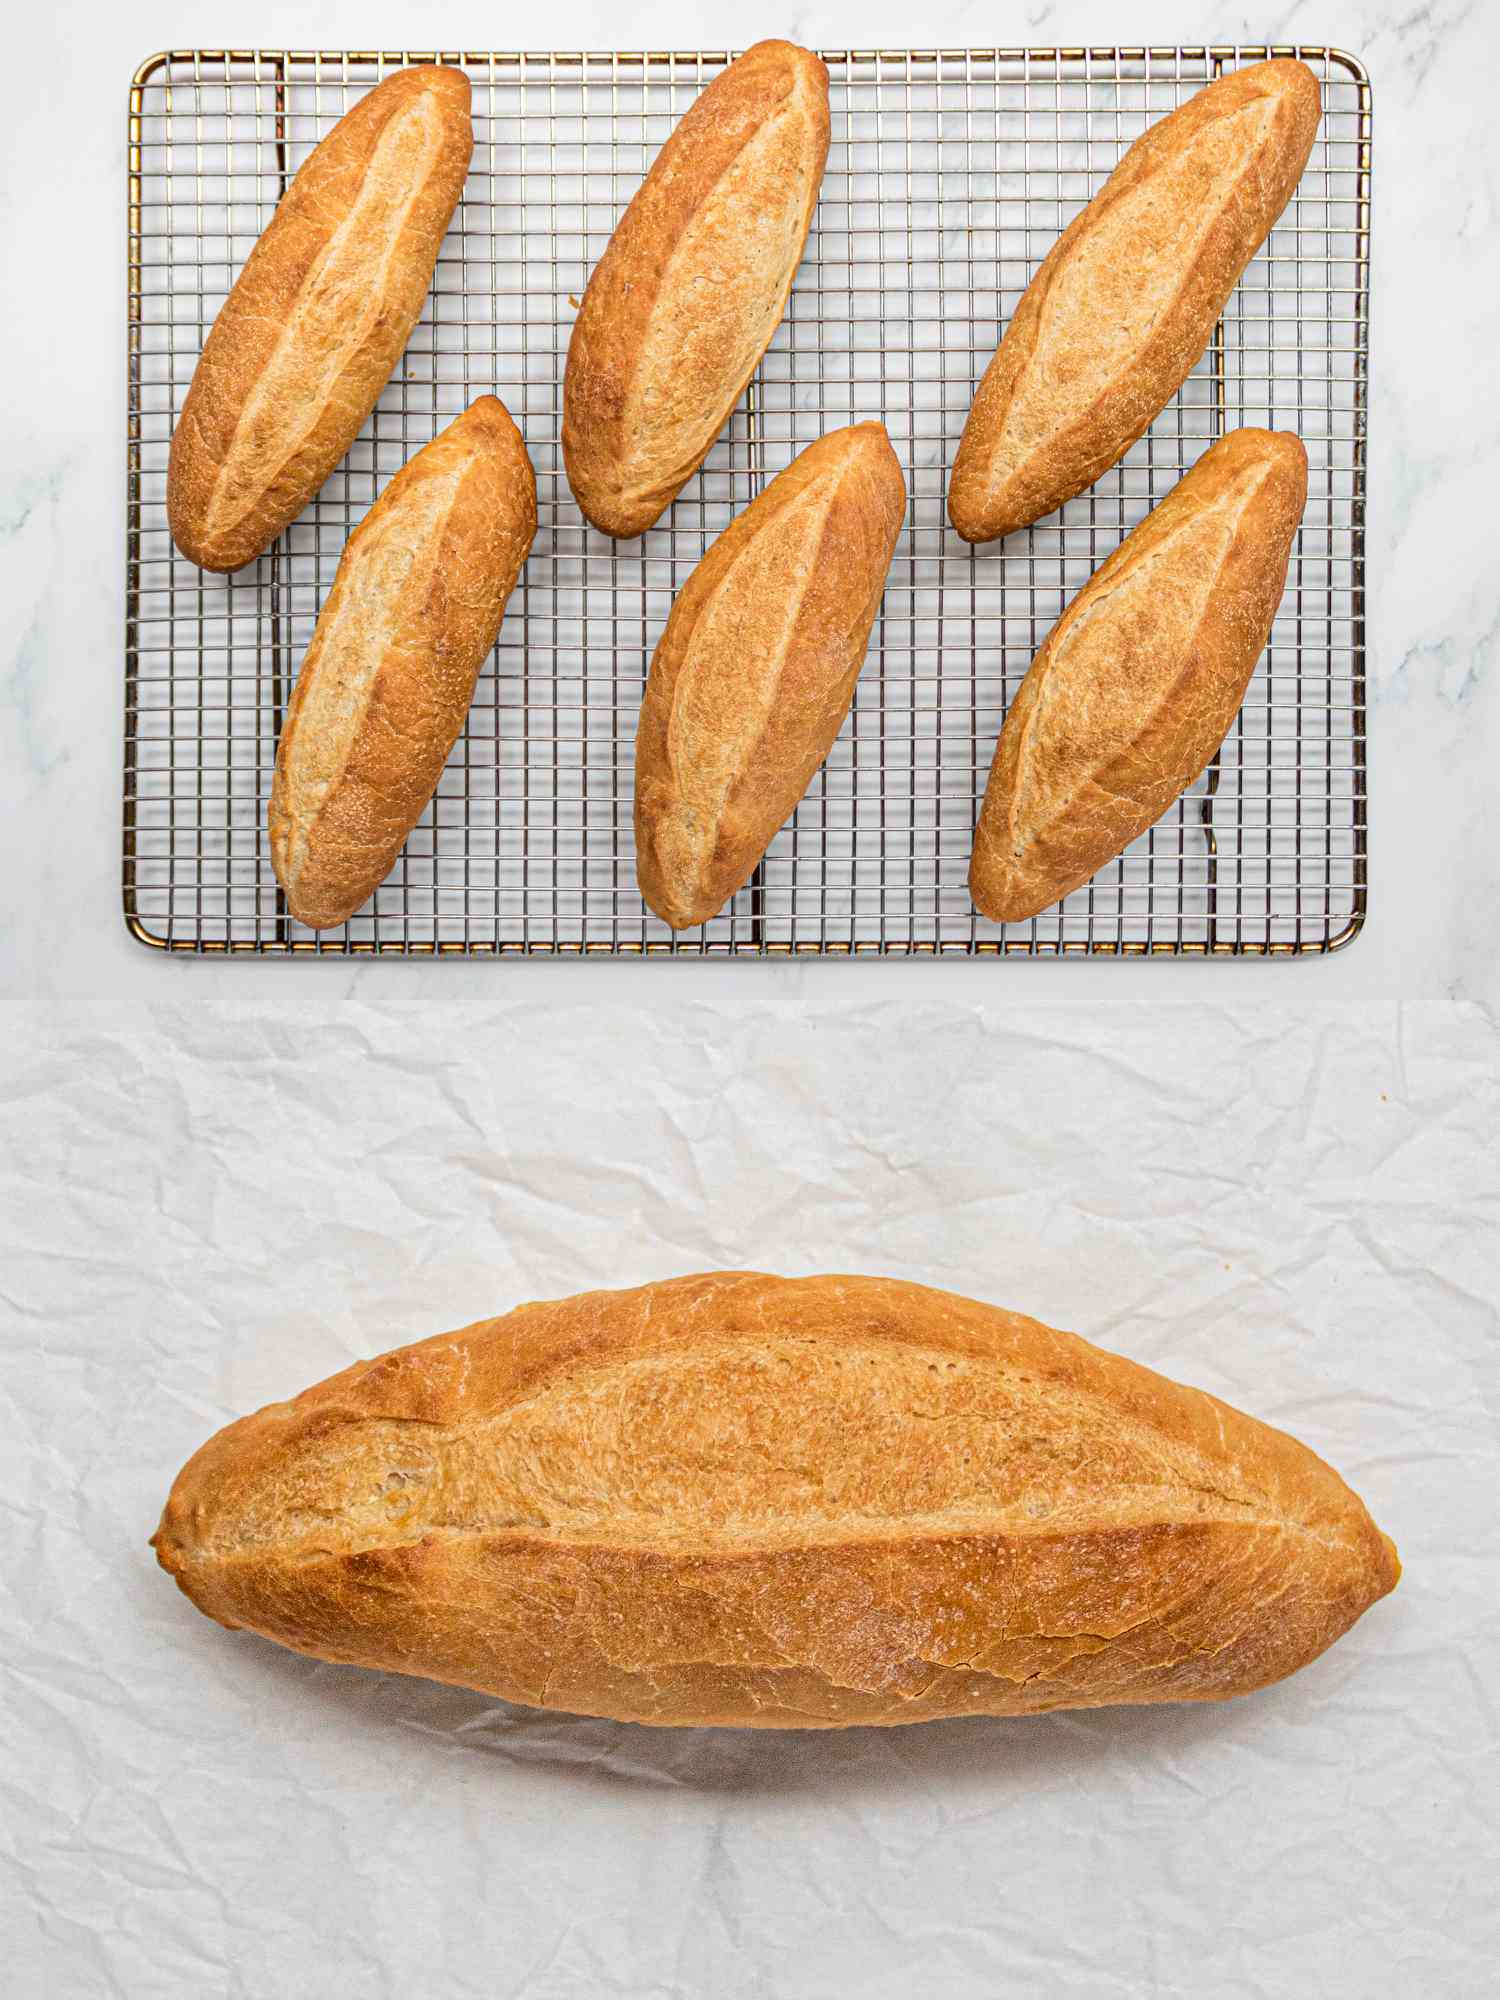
268, 396, 535, 930
168, 66, 473, 572
635, 423, 906, 929
153, 1270, 1398, 1731
562, 41, 830, 538
949, 59, 1319, 544
971, 427, 1307, 924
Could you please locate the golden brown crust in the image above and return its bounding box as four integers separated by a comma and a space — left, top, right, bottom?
562, 42, 830, 538
267, 395, 536, 929
167, 66, 473, 572
634, 423, 906, 929
969, 427, 1307, 923
153, 1271, 1398, 1729
949, 60, 1320, 543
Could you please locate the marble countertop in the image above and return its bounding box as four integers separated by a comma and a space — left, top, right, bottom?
3, 3, 1497, 1995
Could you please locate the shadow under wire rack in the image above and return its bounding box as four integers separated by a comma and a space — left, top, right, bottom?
125, 46, 1371, 956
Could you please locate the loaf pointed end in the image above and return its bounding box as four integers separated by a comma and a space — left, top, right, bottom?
969, 846, 1056, 926
947, 486, 995, 546
1377, 1532, 1402, 1594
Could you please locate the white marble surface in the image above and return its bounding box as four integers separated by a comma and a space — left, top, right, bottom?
2, 4, 1498, 1995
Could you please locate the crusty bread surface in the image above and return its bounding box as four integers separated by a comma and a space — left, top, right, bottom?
153, 1270, 1398, 1730
168, 66, 473, 572
562, 41, 830, 538
948, 59, 1320, 544
970, 427, 1307, 924
268, 395, 535, 930
634, 423, 906, 929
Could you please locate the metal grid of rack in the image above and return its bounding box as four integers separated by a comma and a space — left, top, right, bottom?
126, 46, 1371, 955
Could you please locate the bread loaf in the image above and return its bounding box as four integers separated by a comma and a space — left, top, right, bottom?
168, 66, 473, 572
268, 396, 535, 930
635, 423, 906, 929
971, 428, 1307, 924
562, 42, 830, 539
153, 1270, 1398, 1730
949, 60, 1320, 544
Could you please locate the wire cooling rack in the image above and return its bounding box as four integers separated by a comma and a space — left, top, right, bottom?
126, 46, 1371, 956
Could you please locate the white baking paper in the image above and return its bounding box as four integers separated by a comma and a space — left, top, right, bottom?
4, 989, 1497, 1995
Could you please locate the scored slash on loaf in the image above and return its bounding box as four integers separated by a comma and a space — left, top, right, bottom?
562, 41, 831, 538
152, 1271, 1398, 1730
635, 423, 907, 929
970, 428, 1309, 923
948, 59, 1321, 544
269, 396, 536, 931
167, 65, 474, 574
